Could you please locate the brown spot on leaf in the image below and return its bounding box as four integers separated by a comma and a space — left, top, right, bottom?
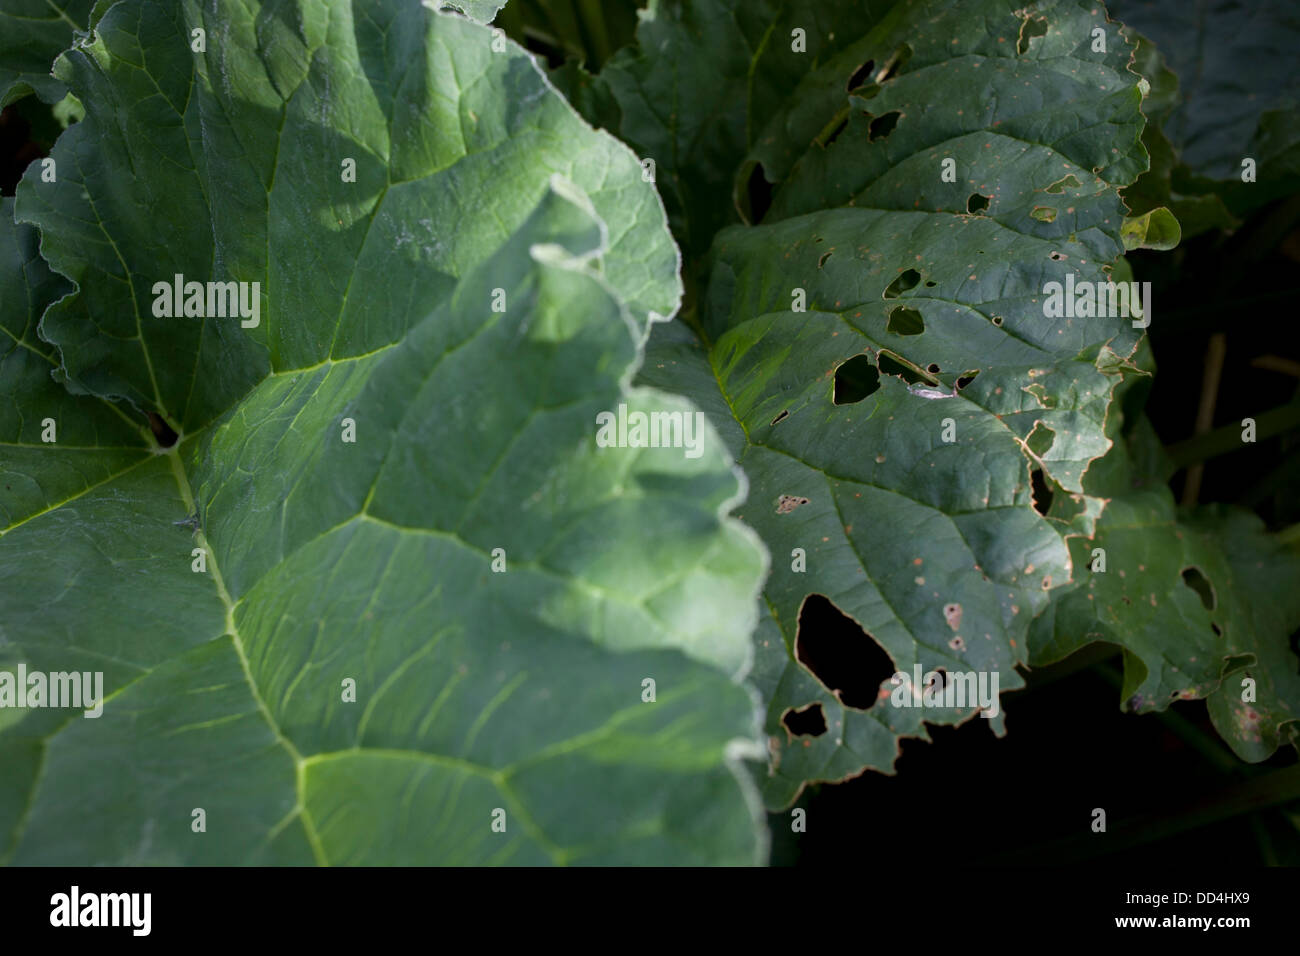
943, 603, 962, 630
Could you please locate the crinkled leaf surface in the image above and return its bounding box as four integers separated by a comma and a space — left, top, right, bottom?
1, 0, 769, 865
20, 0, 681, 433
617, 0, 1150, 807
0, 0, 93, 105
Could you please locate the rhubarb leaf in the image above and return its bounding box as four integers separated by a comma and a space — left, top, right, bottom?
0, 0, 767, 865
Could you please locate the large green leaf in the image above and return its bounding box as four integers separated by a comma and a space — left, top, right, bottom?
19, 0, 681, 433
614, 0, 1150, 807
0, 1, 769, 865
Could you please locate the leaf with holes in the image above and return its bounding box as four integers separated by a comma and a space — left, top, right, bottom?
621, 0, 1151, 807
1029, 396, 1300, 763
0, 1, 769, 865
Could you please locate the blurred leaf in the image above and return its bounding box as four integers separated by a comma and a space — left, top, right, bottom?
1112, 0, 1300, 216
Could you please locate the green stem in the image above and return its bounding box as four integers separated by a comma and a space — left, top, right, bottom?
1165, 402, 1300, 467
576, 0, 612, 66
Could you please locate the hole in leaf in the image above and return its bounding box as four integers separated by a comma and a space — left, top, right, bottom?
743, 161, 773, 224
886, 306, 925, 335
795, 594, 895, 709
1017, 14, 1048, 54
1045, 174, 1080, 194
955, 370, 979, 390
781, 702, 828, 737
1212, 621, 1223, 637
924, 280, 937, 287
818, 250, 833, 269
1024, 383, 1054, 408
877, 349, 933, 385
868, 110, 901, 142
771, 409, 789, 426
1049, 251, 1065, 260
991, 315, 1004, 326
847, 59, 875, 91
926, 362, 941, 374
833, 355, 881, 404
1030, 205, 1057, 222
924, 668, 948, 692
148, 411, 178, 448
1181, 567, 1217, 611
883, 268, 921, 298
1026, 421, 1055, 457
967, 193, 990, 214
1030, 467, 1053, 516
